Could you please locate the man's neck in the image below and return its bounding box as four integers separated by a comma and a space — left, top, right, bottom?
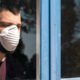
0, 52, 6, 62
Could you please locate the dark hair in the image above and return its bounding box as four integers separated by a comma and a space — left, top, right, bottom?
0, 0, 21, 14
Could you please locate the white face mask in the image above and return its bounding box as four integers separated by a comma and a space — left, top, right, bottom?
0, 25, 20, 51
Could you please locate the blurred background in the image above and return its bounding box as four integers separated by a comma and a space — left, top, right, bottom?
20, 0, 36, 60
19, 0, 37, 79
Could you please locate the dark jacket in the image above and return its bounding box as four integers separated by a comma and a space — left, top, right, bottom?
6, 54, 29, 80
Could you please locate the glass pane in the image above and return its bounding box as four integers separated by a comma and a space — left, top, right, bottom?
21, 0, 40, 80
21, 0, 36, 79
61, 0, 80, 78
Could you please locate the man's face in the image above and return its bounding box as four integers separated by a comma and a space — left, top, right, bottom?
0, 10, 21, 32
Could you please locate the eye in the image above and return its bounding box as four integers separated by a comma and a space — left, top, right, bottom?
17, 24, 21, 29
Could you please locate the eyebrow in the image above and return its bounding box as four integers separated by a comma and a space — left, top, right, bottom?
0, 22, 21, 27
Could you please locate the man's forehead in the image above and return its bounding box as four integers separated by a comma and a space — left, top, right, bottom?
0, 10, 21, 24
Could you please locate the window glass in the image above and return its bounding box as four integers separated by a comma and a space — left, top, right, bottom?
61, 0, 80, 78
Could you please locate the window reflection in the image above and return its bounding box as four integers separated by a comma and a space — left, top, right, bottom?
61, 0, 80, 78
20, 0, 36, 79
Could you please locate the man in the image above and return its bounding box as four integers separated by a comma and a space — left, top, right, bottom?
0, 0, 29, 80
